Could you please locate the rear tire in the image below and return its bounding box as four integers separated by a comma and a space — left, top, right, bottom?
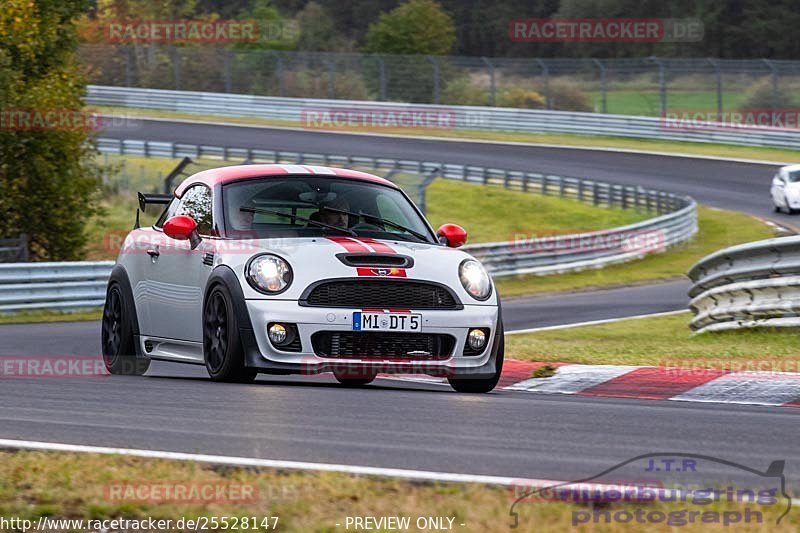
102, 282, 150, 376
203, 285, 258, 383
448, 323, 504, 393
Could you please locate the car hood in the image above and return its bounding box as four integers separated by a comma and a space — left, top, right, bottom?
213, 236, 496, 305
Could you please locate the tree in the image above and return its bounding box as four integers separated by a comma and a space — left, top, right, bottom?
0, 0, 102, 260
296, 2, 335, 51
364, 0, 456, 55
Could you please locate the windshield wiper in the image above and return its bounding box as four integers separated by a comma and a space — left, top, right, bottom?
240, 207, 357, 237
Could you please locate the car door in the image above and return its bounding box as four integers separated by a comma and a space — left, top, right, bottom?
146, 184, 216, 342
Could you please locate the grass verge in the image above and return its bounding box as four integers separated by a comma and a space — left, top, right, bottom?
495, 206, 775, 298
0, 450, 794, 532
0, 309, 101, 325
98, 105, 796, 163
507, 311, 800, 368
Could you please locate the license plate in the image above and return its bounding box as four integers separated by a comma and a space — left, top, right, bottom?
353, 312, 421, 332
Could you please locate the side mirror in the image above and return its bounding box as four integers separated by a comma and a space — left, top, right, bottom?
164, 215, 202, 249
437, 223, 468, 248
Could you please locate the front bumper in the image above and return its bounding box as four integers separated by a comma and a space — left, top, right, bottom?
240, 299, 501, 379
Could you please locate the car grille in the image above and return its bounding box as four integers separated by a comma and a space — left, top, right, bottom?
311, 332, 455, 360
303, 280, 460, 309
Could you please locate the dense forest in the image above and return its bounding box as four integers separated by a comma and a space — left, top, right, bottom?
88, 0, 800, 59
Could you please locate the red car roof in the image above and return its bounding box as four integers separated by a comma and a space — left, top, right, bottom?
174, 164, 397, 197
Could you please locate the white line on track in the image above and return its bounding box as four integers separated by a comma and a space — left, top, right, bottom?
101, 114, 789, 166
0, 438, 535, 487
506, 309, 687, 335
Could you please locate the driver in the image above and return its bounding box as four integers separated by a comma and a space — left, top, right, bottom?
316, 196, 350, 229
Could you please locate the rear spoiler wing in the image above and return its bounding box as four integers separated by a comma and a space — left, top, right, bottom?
138, 192, 173, 213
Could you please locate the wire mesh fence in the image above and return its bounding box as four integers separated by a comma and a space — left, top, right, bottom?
80, 45, 800, 117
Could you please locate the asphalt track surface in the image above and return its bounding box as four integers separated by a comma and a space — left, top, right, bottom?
3, 120, 798, 489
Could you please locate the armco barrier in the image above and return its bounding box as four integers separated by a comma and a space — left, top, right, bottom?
89, 85, 800, 150
688, 236, 800, 333
0, 262, 114, 313
0, 143, 696, 313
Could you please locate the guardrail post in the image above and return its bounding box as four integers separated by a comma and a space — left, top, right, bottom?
593, 182, 599, 205
559, 177, 565, 197
541, 176, 547, 195
577, 180, 584, 202
593, 59, 607, 113
522, 174, 529, 192
427, 56, 440, 104
536, 59, 551, 109
482, 57, 496, 106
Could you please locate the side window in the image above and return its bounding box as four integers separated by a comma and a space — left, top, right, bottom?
176, 185, 214, 235
375, 194, 411, 229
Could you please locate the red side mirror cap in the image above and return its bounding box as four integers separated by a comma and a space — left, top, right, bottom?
164, 215, 198, 241
437, 223, 467, 248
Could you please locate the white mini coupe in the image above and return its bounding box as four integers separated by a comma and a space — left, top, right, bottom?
102, 164, 504, 393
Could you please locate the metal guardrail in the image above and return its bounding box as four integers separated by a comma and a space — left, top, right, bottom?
0, 262, 114, 313
688, 236, 800, 333
0, 139, 697, 313
89, 85, 800, 149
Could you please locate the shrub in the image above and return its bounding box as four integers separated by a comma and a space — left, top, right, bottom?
497, 88, 546, 109
442, 77, 490, 106
549, 80, 593, 112
740, 78, 798, 110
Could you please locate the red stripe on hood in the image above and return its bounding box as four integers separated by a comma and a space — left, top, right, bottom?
357, 237, 396, 254
326, 236, 371, 253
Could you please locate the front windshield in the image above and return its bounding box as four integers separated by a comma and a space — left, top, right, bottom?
788, 170, 800, 183
222, 176, 435, 243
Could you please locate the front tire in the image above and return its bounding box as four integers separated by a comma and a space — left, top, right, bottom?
448, 323, 504, 393
203, 285, 257, 383
102, 282, 150, 376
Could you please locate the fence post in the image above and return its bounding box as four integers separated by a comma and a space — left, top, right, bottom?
274, 51, 285, 97
224, 50, 233, 93
124, 46, 134, 87
171, 46, 181, 91
708, 58, 722, 115
326, 57, 336, 99
652, 57, 666, 116
427, 56, 440, 104
593, 58, 607, 113
482, 57, 496, 106
763, 59, 778, 114
536, 59, 551, 109
375, 54, 387, 101
18, 234, 29, 262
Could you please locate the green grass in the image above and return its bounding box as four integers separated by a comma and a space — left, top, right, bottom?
0, 309, 101, 325
1, 450, 795, 531
95, 105, 798, 162
426, 180, 648, 244
507, 311, 800, 369
495, 206, 775, 298
592, 89, 747, 117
